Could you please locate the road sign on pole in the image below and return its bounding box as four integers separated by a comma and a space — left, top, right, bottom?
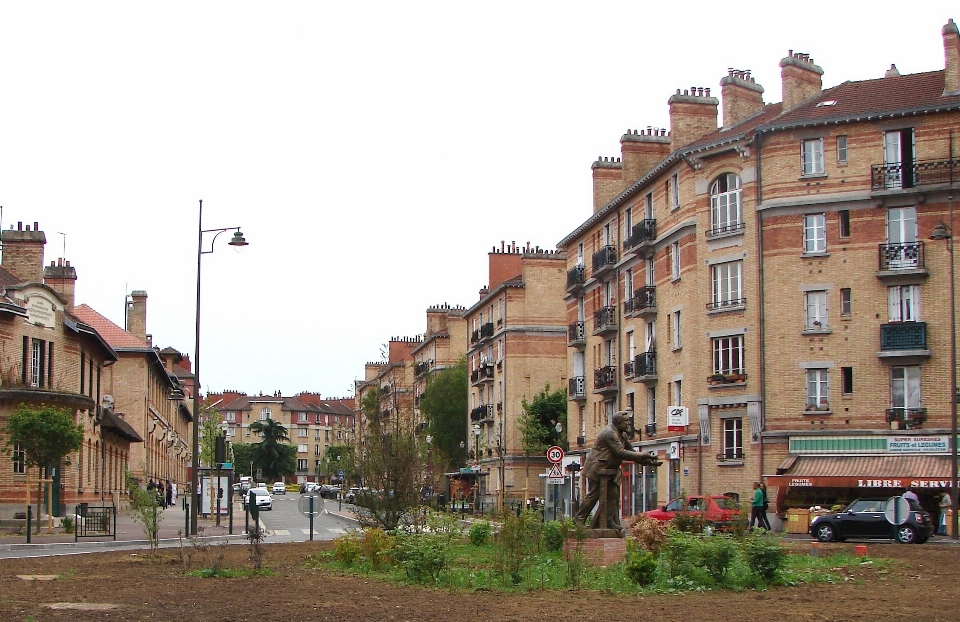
546, 463, 565, 485
546, 446, 564, 464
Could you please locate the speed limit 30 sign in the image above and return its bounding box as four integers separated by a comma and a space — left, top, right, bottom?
546, 446, 564, 464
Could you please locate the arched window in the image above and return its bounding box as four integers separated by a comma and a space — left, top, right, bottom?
709, 173, 742, 235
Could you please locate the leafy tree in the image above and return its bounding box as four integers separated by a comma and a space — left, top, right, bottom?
230, 442, 256, 477
249, 418, 295, 481
418, 357, 468, 471
518, 384, 568, 496
2, 404, 83, 526
125, 470, 162, 552
199, 404, 224, 468
317, 444, 356, 484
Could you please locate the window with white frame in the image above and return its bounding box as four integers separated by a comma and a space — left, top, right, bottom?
298, 412, 307, 423
801, 138, 824, 175
836, 135, 848, 164
709, 173, 742, 234
888, 285, 920, 322
805, 369, 829, 409
722, 418, 743, 460
260, 407, 271, 421
711, 261, 743, 308
673, 379, 682, 406
644, 192, 654, 218
624, 268, 634, 301
30, 340, 43, 388
576, 243, 584, 267
804, 290, 828, 329
671, 310, 682, 350
803, 214, 826, 253
712, 335, 744, 375
297, 459, 308, 471
315, 445, 322, 456
670, 241, 681, 280
315, 429, 321, 440
670, 173, 680, 209
12, 444, 24, 474
624, 206, 633, 242
298, 427, 308, 437
336, 430, 343, 440
891, 366, 921, 411
225, 412, 235, 422
297, 444, 308, 453
647, 387, 656, 425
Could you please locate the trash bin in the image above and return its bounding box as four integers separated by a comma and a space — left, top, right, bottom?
77, 503, 89, 518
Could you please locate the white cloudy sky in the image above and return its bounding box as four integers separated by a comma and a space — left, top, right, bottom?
0, 3, 951, 398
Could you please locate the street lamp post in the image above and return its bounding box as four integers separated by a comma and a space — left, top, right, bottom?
190, 199, 248, 535
472, 424, 481, 514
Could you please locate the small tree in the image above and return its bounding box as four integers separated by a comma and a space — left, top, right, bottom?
518, 385, 568, 497
418, 357, 468, 472
125, 470, 162, 552
2, 404, 84, 525
249, 418, 295, 482
231, 442, 256, 477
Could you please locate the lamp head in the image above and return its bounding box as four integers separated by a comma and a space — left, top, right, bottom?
229, 230, 249, 247
931, 221, 952, 241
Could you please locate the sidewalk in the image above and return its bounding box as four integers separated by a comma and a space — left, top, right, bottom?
0, 501, 248, 552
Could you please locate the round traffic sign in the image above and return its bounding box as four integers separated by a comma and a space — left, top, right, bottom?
546, 446, 564, 464
298, 492, 324, 517
883, 496, 910, 525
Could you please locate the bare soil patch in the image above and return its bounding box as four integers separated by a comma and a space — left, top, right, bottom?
0, 540, 957, 621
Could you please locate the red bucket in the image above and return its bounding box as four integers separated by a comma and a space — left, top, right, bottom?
854, 545, 868, 557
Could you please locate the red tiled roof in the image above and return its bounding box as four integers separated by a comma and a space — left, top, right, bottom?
71, 304, 150, 349
770, 70, 960, 128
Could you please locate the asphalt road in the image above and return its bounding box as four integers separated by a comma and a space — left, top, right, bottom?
256, 491, 356, 543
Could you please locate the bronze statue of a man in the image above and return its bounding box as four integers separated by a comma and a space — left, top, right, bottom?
574, 412, 660, 536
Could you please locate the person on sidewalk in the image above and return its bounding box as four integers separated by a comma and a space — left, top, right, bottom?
165, 480, 173, 508
938, 491, 952, 536
750, 482, 769, 530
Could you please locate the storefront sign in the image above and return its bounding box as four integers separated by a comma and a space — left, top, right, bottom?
770, 475, 953, 489
667, 406, 688, 432
887, 436, 948, 453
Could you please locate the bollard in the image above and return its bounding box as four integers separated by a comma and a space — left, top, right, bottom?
810, 541, 819, 557
855, 544, 868, 557
26, 505, 32, 544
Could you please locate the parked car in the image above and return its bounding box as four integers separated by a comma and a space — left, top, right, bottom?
644, 494, 742, 527
319, 484, 339, 499
246, 487, 273, 511
809, 497, 934, 544
301, 482, 319, 494
345, 487, 363, 504
272, 482, 286, 495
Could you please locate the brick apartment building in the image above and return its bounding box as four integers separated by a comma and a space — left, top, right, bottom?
463, 242, 567, 512
0, 223, 142, 515
410, 303, 467, 416
354, 336, 422, 456
560, 18, 960, 522
209, 391, 355, 484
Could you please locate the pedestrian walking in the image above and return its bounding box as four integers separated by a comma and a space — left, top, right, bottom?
750, 482, 768, 530
758, 482, 772, 530
938, 491, 952, 536
165, 480, 173, 508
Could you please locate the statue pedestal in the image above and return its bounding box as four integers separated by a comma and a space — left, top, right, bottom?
565, 535, 626, 568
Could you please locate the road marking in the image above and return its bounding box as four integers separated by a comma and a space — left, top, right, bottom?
328, 528, 347, 535
271, 529, 290, 535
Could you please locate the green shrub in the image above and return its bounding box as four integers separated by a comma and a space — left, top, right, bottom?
60, 515, 75, 534
469, 521, 492, 546
744, 532, 787, 583
626, 513, 669, 554
495, 509, 543, 585
698, 534, 736, 583
624, 548, 658, 586
541, 520, 564, 552
332, 531, 362, 565
671, 511, 705, 534
360, 528, 394, 571
392, 531, 449, 584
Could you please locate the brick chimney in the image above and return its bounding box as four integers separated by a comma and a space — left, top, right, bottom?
591, 156, 622, 212
779, 51, 823, 111
488, 242, 524, 290
668, 87, 719, 150
944, 18, 960, 96
42, 258, 77, 311
620, 128, 672, 185
126, 290, 148, 342
0, 222, 46, 284
720, 69, 765, 128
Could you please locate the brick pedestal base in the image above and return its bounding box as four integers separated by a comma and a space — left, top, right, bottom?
564, 537, 626, 567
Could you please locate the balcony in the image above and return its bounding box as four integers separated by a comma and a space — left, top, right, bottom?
878, 322, 929, 359
470, 404, 493, 423
624, 219, 656, 252
705, 220, 746, 239
566, 265, 586, 291
644, 422, 656, 436
706, 297, 746, 312
568, 376, 586, 400
568, 321, 586, 347
591, 245, 618, 278
877, 242, 927, 277
479, 322, 495, 340
413, 360, 433, 378
478, 363, 494, 382
623, 360, 635, 378
593, 306, 617, 335
870, 157, 960, 191
624, 286, 657, 317
634, 351, 657, 382
470, 329, 480, 344
594, 366, 618, 393
886, 407, 928, 429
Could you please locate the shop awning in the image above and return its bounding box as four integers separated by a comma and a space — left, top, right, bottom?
766, 454, 954, 489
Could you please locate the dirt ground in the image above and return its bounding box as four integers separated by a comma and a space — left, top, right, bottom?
0, 540, 958, 622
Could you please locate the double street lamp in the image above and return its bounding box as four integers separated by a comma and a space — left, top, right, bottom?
189, 199, 248, 535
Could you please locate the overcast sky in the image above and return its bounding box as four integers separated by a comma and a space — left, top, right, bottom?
0, 3, 951, 398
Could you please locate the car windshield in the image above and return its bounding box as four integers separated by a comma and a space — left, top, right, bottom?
714, 497, 739, 510
665, 499, 684, 511
250, 488, 269, 496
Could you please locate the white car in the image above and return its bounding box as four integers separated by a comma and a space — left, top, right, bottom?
248, 487, 272, 511
272, 482, 286, 495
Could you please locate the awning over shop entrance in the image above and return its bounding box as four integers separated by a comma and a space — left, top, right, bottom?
766, 454, 953, 490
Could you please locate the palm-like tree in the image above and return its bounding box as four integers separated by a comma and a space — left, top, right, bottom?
249, 418, 294, 481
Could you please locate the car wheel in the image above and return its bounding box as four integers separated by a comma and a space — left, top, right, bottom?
916, 536, 929, 544
896, 525, 916, 544
814, 523, 836, 542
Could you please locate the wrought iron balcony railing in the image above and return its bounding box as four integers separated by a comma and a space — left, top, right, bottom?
625, 286, 656, 315
568, 321, 586, 345
634, 351, 657, 378
567, 265, 586, 289
878, 242, 925, 271
568, 376, 586, 399
706, 297, 746, 311
594, 366, 617, 390
871, 158, 960, 191
480, 322, 494, 339
705, 220, 746, 238
593, 306, 617, 333
886, 407, 927, 426
624, 219, 656, 249
591, 245, 617, 276
623, 360, 635, 377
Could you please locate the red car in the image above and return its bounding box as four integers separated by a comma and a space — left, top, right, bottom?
644, 495, 742, 527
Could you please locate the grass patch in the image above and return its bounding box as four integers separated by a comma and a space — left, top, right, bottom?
186, 567, 274, 579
